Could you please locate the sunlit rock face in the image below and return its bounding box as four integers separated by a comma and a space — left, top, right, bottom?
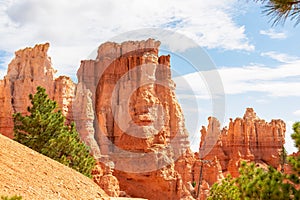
77, 39, 194, 200
199, 108, 286, 178
0, 43, 75, 138
0, 41, 286, 200
0, 41, 196, 200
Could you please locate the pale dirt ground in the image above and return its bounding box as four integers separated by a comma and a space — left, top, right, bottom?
0, 134, 147, 200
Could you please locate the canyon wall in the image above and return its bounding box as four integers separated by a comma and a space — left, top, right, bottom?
0, 41, 287, 200
0, 42, 110, 195
77, 39, 195, 199
188, 108, 286, 199
198, 108, 286, 184
0, 41, 196, 199
0, 43, 75, 138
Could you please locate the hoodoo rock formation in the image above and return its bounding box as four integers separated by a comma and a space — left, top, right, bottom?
198, 108, 286, 189
0, 41, 287, 200
0, 43, 76, 138
77, 40, 190, 155
77, 39, 194, 200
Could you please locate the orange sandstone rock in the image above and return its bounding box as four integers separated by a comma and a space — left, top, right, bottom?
198, 108, 286, 182
0, 41, 287, 200
77, 39, 194, 200
0, 43, 75, 137
0, 43, 120, 197
93, 161, 120, 197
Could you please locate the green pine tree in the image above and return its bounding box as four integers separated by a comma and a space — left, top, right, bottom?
208, 161, 297, 200
280, 145, 287, 172
208, 175, 240, 200
13, 86, 95, 178
1, 196, 22, 200
287, 122, 300, 192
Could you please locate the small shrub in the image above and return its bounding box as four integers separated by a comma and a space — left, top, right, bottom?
192, 181, 196, 188
1, 195, 22, 200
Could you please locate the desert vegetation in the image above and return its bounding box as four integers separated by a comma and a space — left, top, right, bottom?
13, 86, 95, 178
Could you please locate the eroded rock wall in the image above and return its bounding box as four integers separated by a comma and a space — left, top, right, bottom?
198, 108, 286, 181
0, 41, 287, 200
77, 39, 194, 200
0, 43, 75, 137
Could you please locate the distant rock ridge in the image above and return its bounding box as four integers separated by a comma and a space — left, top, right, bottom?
0, 41, 286, 200
197, 108, 285, 188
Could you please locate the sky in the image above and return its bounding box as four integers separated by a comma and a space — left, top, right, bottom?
0, 0, 299, 153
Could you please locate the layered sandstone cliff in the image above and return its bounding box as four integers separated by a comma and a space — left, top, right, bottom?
0, 41, 287, 200
188, 108, 286, 199
0, 43, 118, 197
198, 108, 286, 184
0, 41, 196, 199
77, 39, 195, 200
0, 43, 75, 138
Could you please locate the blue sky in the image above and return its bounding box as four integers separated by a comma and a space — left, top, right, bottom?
206, 2, 300, 153
0, 0, 299, 153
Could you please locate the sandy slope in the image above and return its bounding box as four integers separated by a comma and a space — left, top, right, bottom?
0, 134, 109, 200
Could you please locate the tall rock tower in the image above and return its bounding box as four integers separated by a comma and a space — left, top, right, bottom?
0, 43, 75, 138
77, 39, 194, 199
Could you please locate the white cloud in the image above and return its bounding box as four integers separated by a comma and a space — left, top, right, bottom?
260, 29, 287, 39
285, 121, 298, 153
293, 110, 300, 116
255, 99, 269, 104
174, 75, 211, 100
0, 67, 7, 78
175, 60, 300, 98
0, 0, 254, 79
174, 65, 300, 153
261, 51, 299, 63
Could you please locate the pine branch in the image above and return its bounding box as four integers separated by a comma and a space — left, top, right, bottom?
254, 0, 300, 26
